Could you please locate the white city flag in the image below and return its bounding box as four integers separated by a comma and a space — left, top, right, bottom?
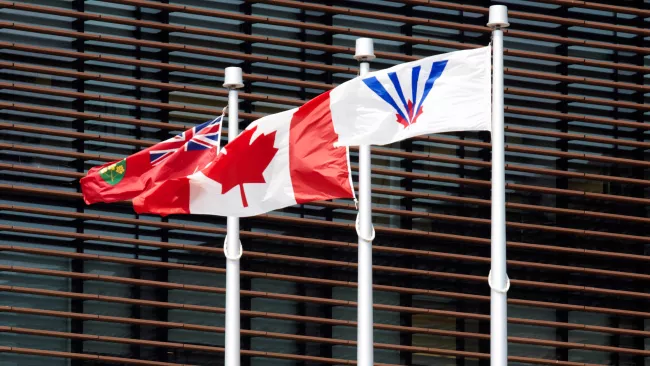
331, 46, 491, 146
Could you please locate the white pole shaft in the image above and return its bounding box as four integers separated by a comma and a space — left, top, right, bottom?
357, 60, 373, 366
225, 88, 241, 366
490, 24, 508, 366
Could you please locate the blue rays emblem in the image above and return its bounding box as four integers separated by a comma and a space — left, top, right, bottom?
362, 60, 448, 128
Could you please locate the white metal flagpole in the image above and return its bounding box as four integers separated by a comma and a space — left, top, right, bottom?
223, 66, 244, 366
487, 5, 510, 366
354, 37, 375, 366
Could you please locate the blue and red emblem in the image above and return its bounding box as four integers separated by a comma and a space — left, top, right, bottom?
150, 116, 222, 165
362, 60, 448, 128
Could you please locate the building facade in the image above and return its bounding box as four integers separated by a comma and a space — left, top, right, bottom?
1, 0, 649, 365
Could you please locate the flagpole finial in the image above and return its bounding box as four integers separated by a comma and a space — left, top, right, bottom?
354, 38, 375, 61
487, 5, 509, 29
223, 66, 244, 89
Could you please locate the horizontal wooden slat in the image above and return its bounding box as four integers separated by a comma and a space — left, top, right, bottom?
98, 0, 650, 73
0, 270, 647, 357
0, 321, 607, 365
396, 0, 650, 35
2, 198, 649, 266
4, 244, 650, 327
0, 345, 192, 365
5, 40, 650, 95
249, 0, 650, 55
0, 326, 397, 366
0, 267, 647, 359
0, 332, 398, 365
532, 0, 650, 17
3, 219, 650, 308
0, 21, 356, 74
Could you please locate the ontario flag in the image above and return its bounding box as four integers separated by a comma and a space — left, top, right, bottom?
81, 116, 223, 204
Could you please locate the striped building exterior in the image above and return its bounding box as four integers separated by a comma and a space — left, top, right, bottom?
1, 0, 649, 365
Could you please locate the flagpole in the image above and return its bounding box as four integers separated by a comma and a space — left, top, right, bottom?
223, 66, 244, 366
487, 6, 510, 366
354, 37, 375, 366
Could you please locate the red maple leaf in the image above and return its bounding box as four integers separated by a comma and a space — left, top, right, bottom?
204, 125, 278, 207
396, 100, 424, 128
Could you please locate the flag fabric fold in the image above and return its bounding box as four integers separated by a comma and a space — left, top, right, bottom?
81, 116, 223, 204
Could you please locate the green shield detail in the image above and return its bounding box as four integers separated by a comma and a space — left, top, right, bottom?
99, 159, 126, 186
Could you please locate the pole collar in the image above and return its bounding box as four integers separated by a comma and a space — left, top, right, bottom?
223, 66, 244, 89
223, 236, 243, 260
488, 270, 510, 293
355, 213, 375, 242
487, 5, 509, 29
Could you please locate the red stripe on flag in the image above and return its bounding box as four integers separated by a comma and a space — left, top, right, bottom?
289, 90, 354, 203
132, 177, 191, 216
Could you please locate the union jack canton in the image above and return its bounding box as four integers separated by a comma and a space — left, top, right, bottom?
149, 116, 223, 166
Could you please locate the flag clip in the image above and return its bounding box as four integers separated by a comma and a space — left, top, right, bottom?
223, 236, 243, 260
355, 213, 375, 242
488, 270, 510, 293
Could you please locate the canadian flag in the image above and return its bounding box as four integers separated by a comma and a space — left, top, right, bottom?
133, 92, 355, 217
131, 46, 490, 217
